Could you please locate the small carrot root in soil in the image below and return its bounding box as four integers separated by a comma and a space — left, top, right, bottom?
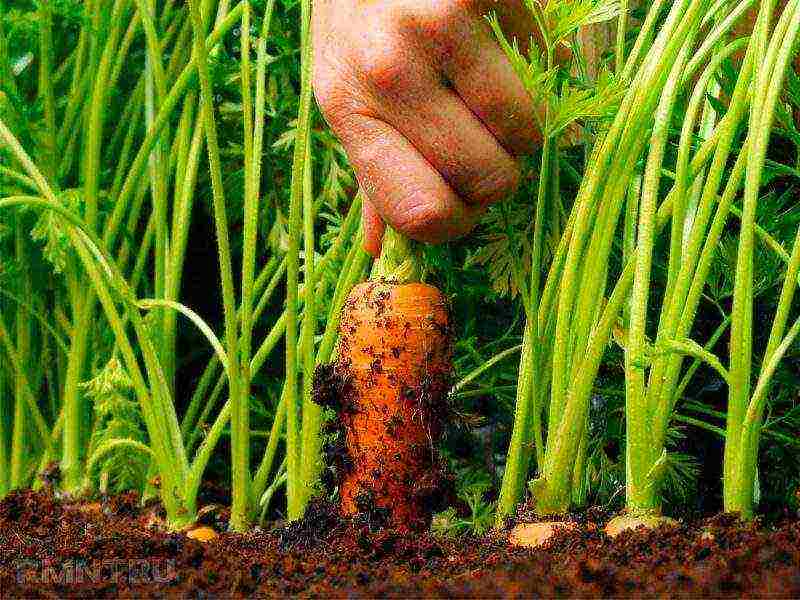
323, 280, 453, 531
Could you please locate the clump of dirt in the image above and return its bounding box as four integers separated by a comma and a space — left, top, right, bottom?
312, 363, 356, 415
37, 461, 62, 491
1, 489, 799, 598
315, 362, 358, 494
276, 499, 344, 551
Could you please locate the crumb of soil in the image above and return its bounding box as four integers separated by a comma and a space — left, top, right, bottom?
1, 489, 799, 598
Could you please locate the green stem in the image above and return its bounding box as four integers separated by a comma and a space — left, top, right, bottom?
108, 13, 141, 92
451, 345, 523, 395
726, 0, 800, 517
11, 224, 31, 489
0, 314, 52, 457
83, 0, 128, 231
230, 0, 256, 531
0, 364, 7, 497
648, 41, 755, 453
71, 240, 192, 525
185, 208, 357, 460
496, 131, 552, 524
299, 150, 320, 505
496, 318, 536, 525
725, 0, 777, 516
683, 0, 756, 83
625, 37, 693, 515
104, 4, 244, 252
615, 0, 629, 76
182, 256, 281, 447
371, 226, 424, 283
110, 91, 144, 202
673, 316, 731, 402
284, 0, 314, 520
250, 393, 285, 508
297, 0, 320, 500
61, 304, 91, 494
37, 0, 57, 181
532, 0, 712, 515
62, 0, 129, 495
296, 160, 364, 505
310, 196, 368, 365
187, 0, 246, 530
160, 94, 199, 392
137, 0, 171, 382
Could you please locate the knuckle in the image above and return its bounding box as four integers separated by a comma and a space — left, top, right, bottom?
313, 64, 365, 134
396, 1, 476, 53
473, 159, 520, 206
354, 36, 413, 96
313, 75, 349, 129
424, 0, 480, 26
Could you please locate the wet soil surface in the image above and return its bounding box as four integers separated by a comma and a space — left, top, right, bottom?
1, 490, 799, 598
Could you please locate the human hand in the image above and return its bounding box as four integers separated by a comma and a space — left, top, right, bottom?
312, 0, 542, 255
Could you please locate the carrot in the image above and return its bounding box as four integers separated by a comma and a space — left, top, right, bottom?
326, 228, 453, 531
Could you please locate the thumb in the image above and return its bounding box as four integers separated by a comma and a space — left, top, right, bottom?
361, 192, 386, 257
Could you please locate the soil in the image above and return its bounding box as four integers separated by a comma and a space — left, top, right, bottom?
1, 489, 799, 598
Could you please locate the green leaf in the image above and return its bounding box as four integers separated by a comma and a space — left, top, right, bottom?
545, 70, 624, 138
29, 188, 83, 273
82, 358, 148, 494
544, 0, 622, 44
486, 12, 555, 107
658, 338, 731, 385
465, 201, 532, 299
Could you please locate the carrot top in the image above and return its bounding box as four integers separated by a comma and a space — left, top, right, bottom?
371, 226, 425, 284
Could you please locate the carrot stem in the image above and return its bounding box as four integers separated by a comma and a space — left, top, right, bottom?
371, 227, 424, 283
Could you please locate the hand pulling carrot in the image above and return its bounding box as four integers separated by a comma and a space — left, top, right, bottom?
321, 227, 453, 531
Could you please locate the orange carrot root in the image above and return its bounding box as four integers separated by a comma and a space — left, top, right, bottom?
329, 280, 452, 530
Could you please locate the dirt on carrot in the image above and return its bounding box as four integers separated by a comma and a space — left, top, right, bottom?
318, 280, 455, 531
1, 489, 800, 598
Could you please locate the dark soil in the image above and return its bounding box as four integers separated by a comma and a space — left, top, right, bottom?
1, 490, 799, 598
